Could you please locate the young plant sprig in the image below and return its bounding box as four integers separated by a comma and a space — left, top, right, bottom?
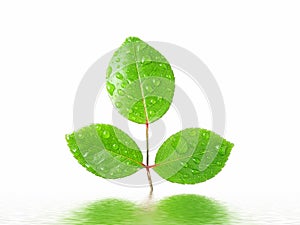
65, 37, 234, 195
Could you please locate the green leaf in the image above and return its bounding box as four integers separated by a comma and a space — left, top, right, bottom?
154, 128, 234, 184
106, 37, 175, 124
65, 124, 143, 179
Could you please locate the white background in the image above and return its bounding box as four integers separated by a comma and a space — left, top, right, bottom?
1, 1, 300, 224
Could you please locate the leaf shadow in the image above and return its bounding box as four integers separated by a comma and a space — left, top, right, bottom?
62, 194, 233, 225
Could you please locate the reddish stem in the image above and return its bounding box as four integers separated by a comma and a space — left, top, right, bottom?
141, 163, 158, 169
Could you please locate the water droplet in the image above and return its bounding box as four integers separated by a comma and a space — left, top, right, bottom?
71, 148, 77, 152
152, 78, 161, 86
145, 85, 153, 92
102, 130, 110, 139
150, 99, 156, 104
116, 102, 122, 108
112, 143, 119, 150
192, 169, 200, 174
99, 167, 104, 171
149, 110, 155, 116
201, 132, 209, 140
159, 63, 162, 66
117, 89, 125, 96
166, 74, 171, 79
216, 162, 222, 166
106, 66, 112, 76
106, 82, 115, 96
192, 157, 200, 164
83, 152, 88, 157
121, 82, 127, 88
128, 95, 134, 100
134, 112, 140, 117
85, 163, 90, 168
219, 146, 226, 155
116, 72, 123, 80
115, 57, 120, 62
180, 162, 188, 168
66, 135, 71, 141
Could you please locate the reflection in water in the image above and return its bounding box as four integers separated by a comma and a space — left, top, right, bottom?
63, 199, 142, 225
154, 194, 230, 225
63, 194, 231, 225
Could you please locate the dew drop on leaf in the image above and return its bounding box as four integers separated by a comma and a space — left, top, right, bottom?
180, 162, 188, 168
192, 157, 200, 164
102, 130, 110, 139
116, 102, 122, 108
219, 146, 226, 155
150, 99, 156, 104
149, 110, 155, 116
117, 89, 125, 96
192, 169, 200, 175
145, 85, 153, 92
106, 82, 115, 96
152, 78, 161, 86
116, 72, 123, 80
112, 144, 119, 150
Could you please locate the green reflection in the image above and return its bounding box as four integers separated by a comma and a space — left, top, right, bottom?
153, 194, 230, 225
63, 199, 142, 225
63, 195, 231, 225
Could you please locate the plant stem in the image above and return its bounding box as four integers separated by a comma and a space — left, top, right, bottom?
146, 121, 153, 195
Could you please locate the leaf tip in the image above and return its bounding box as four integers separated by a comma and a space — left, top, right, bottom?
124, 36, 141, 43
